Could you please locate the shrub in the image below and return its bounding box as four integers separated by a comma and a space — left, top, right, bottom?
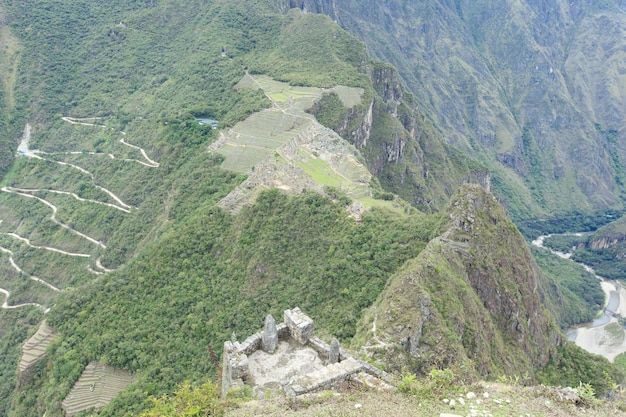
139, 381, 223, 417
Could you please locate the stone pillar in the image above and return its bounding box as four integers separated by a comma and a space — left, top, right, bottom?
329, 338, 340, 364
221, 341, 234, 398
284, 307, 314, 345
262, 314, 278, 353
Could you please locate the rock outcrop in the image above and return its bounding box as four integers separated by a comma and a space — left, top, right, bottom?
356, 184, 561, 376
276, 0, 626, 219
222, 308, 392, 398
308, 60, 490, 212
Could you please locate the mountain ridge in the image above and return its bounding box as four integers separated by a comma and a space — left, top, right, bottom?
277, 0, 626, 220
0, 1, 621, 415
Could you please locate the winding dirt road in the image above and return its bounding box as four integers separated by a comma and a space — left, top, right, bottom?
0, 246, 60, 292
0, 288, 46, 311
2, 232, 90, 257
61, 116, 160, 167
8, 187, 130, 214
1, 187, 106, 249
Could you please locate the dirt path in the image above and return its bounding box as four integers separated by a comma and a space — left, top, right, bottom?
361, 311, 393, 352
94, 258, 113, 273
0, 246, 60, 292
0, 288, 46, 311
61, 116, 160, 167
1, 187, 106, 249
3, 232, 91, 257
9, 187, 130, 213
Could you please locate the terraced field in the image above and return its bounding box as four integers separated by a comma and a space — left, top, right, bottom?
18, 320, 55, 375
61, 361, 135, 417
213, 74, 397, 213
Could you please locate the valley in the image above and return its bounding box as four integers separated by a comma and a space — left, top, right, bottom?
534, 233, 626, 362
0, 0, 625, 415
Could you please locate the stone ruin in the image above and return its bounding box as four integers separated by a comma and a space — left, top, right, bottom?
222, 307, 392, 398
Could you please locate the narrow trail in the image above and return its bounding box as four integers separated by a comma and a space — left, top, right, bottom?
0, 246, 61, 292
42, 150, 155, 169
18, 127, 129, 207
1, 187, 106, 249
2, 232, 91, 257
86, 266, 104, 275
362, 311, 393, 351
119, 136, 160, 167
0, 288, 46, 311
30, 155, 133, 210
8, 187, 130, 213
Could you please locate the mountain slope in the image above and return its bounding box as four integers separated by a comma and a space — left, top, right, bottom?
355, 184, 560, 377
277, 0, 626, 220
0, 1, 490, 415
0, 1, 618, 416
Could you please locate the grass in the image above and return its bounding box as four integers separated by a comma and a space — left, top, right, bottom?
224, 382, 626, 417
604, 323, 625, 345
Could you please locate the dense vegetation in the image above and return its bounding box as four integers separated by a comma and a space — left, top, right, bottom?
0, 0, 624, 415
516, 210, 624, 240
532, 247, 604, 329
11, 191, 436, 416
571, 247, 626, 280
538, 343, 625, 397
302, 0, 626, 220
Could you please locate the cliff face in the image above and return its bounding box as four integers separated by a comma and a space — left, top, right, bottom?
276, 0, 626, 220
310, 61, 490, 212
355, 184, 560, 376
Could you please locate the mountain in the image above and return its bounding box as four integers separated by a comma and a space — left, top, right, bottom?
0, 0, 620, 415
277, 0, 626, 221
354, 184, 560, 376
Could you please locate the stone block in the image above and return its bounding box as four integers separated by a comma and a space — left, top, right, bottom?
222, 341, 250, 397
308, 336, 330, 355
240, 332, 262, 355
277, 323, 289, 339
284, 307, 314, 345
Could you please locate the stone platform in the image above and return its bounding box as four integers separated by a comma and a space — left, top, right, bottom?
222, 307, 393, 398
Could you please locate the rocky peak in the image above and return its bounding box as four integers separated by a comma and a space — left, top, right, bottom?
371, 64, 404, 115
356, 183, 560, 376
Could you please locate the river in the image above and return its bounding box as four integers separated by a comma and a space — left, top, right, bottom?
532, 234, 626, 362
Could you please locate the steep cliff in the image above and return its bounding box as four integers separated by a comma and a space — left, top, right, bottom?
275, 0, 626, 220
355, 184, 561, 377
309, 61, 489, 212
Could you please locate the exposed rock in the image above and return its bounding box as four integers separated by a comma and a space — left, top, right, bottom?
277, 0, 626, 218
284, 307, 314, 345
329, 338, 340, 364
262, 314, 278, 353
223, 308, 390, 398
356, 184, 561, 377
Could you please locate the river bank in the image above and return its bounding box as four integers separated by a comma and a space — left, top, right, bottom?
532, 234, 626, 362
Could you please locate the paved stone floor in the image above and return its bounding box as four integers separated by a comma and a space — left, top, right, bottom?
248, 339, 324, 393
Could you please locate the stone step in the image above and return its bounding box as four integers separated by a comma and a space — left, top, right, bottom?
290, 357, 363, 395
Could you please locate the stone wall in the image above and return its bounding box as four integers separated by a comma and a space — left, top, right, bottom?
221, 307, 393, 398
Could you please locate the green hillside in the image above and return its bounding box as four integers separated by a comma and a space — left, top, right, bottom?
0, 0, 621, 416
289, 0, 626, 221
